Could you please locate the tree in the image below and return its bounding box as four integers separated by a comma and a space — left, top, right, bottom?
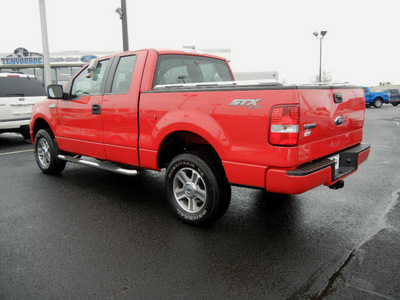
311, 71, 332, 83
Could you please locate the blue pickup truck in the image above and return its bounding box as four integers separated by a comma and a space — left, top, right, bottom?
363, 87, 390, 108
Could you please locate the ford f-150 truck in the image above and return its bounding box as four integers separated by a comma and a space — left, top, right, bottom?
30, 49, 370, 225
363, 86, 390, 108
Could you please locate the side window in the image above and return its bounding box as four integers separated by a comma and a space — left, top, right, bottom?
70, 59, 109, 99
111, 55, 137, 94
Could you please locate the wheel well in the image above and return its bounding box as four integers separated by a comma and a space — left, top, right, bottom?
157, 131, 221, 169
33, 118, 52, 138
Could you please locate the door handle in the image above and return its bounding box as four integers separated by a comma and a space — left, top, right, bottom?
92, 104, 101, 115
334, 93, 343, 104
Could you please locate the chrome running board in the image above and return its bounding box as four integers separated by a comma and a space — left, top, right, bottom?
58, 154, 138, 176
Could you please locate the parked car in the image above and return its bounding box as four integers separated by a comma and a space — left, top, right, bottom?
383, 89, 400, 106
0, 73, 46, 138
363, 87, 390, 108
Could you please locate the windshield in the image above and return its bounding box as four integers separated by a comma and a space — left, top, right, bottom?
153, 55, 233, 87
0, 76, 46, 97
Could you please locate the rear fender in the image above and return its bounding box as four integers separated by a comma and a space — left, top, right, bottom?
139, 110, 229, 169
158, 110, 229, 154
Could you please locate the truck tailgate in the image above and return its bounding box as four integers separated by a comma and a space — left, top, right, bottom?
297, 86, 365, 164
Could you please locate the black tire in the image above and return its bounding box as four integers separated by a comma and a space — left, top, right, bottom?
392, 103, 399, 106
366, 104, 371, 108
34, 129, 66, 174
373, 98, 383, 108
166, 152, 231, 226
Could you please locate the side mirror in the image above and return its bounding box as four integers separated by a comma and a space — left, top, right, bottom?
47, 85, 64, 99
86, 59, 98, 78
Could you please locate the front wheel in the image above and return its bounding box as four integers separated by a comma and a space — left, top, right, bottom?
34, 129, 66, 174
166, 152, 231, 226
373, 98, 383, 108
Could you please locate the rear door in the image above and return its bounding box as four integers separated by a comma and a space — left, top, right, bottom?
56, 58, 111, 158
101, 51, 147, 166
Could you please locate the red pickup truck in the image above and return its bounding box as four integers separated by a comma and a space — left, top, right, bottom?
30, 49, 370, 225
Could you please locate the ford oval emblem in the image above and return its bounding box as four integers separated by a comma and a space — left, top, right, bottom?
335, 116, 344, 126
81, 55, 97, 63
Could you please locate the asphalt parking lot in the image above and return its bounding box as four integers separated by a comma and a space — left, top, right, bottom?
1, 105, 399, 299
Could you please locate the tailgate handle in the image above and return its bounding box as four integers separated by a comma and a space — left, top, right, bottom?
92, 104, 101, 115
334, 93, 343, 104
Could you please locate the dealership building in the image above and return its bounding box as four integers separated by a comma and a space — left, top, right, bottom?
0, 47, 278, 86
0, 47, 113, 86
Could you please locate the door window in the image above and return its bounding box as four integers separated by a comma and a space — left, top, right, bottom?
111, 55, 137, 94
70, 59, 109, 99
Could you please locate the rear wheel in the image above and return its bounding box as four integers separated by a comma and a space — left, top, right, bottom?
166, 152, 231, 226
34, 129, 66, 174
392, 103, 399, 106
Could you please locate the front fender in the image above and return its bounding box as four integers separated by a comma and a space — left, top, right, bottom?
30, 100, 58, 139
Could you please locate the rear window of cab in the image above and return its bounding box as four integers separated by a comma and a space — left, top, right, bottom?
153, 55, 233, 87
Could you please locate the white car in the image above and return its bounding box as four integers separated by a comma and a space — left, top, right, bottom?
0, 73, 47, 139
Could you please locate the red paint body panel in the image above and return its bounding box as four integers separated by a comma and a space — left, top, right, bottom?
138, 88, 301, 169
56, 94, 106, 158
267, 167, 333, 194
30, 49, 370, 195
101, 51, 148, 165
297, 88, 365, 163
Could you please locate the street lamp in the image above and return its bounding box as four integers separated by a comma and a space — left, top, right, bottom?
313, 30, 328, 82
38, 0, 52, 87
115, 0, 129, 51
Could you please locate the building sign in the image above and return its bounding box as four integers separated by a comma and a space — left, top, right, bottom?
0, 47, 43, 66
1, 56, 43, 65
0, 47, 99, 67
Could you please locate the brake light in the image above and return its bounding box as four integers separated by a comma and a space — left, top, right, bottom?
7, 75, 20, 78
269, 105, 299, 146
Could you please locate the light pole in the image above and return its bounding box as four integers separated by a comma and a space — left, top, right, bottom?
38, 0, 52, 87
313, 30, 327, 82
115, 0, 129, 51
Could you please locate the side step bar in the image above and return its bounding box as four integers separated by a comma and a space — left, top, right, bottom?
58, 154, 139, 176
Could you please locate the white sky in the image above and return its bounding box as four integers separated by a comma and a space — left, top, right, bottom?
1, 0, 399, 85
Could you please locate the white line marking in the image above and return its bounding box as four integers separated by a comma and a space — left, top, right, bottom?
0, 149, 34, 156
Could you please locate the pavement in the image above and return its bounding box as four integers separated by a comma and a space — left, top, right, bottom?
319, 190, 400, 300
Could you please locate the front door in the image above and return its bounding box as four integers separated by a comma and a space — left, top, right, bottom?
56, 58, 111, 159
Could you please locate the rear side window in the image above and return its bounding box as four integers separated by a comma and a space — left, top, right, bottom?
0, 76, 46, 97
153, 55, 233, 87
111, 55, 137, 94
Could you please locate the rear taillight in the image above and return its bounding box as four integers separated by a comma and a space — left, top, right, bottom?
269, 105, 299, 146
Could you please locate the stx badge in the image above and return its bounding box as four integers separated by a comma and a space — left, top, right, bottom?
229, 99, 262, 109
